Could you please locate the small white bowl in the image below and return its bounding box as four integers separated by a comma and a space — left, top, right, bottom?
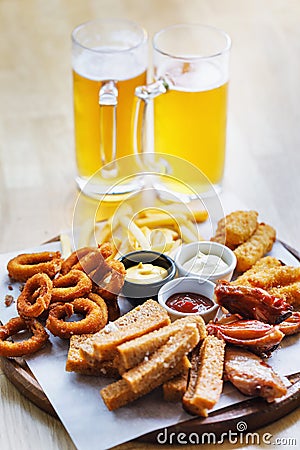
174, 241, 236, 283
158, 276, 219, 322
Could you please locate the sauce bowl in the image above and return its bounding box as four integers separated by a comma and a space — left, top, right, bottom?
119, 250, 176, 306
174, 241, 236, 283
158, 276, 218, 322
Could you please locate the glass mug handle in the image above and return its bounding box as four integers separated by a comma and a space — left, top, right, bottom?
133, 77, 172, 154
98, 80, 118, 178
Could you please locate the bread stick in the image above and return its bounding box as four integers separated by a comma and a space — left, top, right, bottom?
122, 323, 199, 394
101, 357, 190, 411
80, 300, 170, 363
66, 334, 119, 378
115, 316, 206, 374
183, 335, 225, 417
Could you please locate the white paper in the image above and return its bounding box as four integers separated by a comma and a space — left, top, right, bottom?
0, 239, 299, 450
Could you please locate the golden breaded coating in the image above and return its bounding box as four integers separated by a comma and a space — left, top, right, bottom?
233, 256, 283, 286
211, 217, 228, 247
234, 223, 276, 272
211, 210, 258, 249
240, 265, 300, 290
269, 283, 300, 307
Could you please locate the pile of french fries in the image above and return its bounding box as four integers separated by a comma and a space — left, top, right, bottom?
95, 202, 208, 259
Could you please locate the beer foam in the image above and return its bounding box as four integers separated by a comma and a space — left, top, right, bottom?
155, 60, 228, 92
73, 49, 147, 81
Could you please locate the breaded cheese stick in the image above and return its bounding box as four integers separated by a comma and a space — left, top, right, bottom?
211, 210, 258, 248
270, 282, 300, 307
234, 223, 276, 272
233, 256, 283, 286
242, 265, 300, 290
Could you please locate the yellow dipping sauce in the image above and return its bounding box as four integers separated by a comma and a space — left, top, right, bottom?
125, 262, 168, 284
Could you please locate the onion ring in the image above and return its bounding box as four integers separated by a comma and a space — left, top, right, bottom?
0, 317, 49, 357
60, 247, 94, 275
60, 243, 113, 276
7, 251, 62, 282
87, 293, 109, 323
46, 298, 107, 339
51, 269, 92, 303
73, 250, 107, 274
93, 290, 120, 321
17, 273, 52, 318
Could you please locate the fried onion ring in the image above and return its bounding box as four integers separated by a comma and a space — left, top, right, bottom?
88, 292, 114, 322
0, 317, 49, 357
51, 269, 92, 303
60, 244, 114, 276
46, 298, 107, 339
17, 273, 52, 318
60, 247, 95, 275
7, 251, 62, 282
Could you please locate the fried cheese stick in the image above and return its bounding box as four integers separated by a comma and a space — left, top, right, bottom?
211, 210, 258, 249
234, 223, 276, 272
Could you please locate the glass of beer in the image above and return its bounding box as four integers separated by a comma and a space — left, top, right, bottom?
72, 19, 148, 198
135, 24, 231, 197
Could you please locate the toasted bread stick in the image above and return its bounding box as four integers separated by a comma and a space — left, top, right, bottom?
163, 370, 189, 402
183, 335, 225, 417
115, 316, 206, 374
66, 334, 119, 378
122, 323, 199, 394
101, 357, 190, 411
80, 300, 170, 363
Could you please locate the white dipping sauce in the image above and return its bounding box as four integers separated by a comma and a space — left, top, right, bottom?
182, 251, 228, 275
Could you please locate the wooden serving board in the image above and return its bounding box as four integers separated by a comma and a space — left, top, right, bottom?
1, 240, 300, 443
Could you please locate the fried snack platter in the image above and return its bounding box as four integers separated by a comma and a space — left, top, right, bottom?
1, 213, 300, 449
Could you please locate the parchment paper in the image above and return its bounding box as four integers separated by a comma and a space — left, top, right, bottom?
0, 239, 299, 450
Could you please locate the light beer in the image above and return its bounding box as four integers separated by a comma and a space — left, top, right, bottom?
154, 63, 228, 186
73, 68, 147, 179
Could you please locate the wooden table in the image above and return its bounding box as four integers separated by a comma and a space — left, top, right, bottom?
1, 1, 300, 449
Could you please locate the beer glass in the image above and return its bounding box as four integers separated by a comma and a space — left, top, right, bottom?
72, 19, 148, 197
135, 24, 231, 196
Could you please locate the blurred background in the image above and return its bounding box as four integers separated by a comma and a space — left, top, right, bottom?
0, 0, 299, 252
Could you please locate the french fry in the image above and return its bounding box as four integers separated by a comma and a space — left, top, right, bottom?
137, 205, 208, 223
97, 221, 114, 244
134, 214, 180, 230
119, 216, 151, 250
59, 233, 72, 259
165, 239, 182, 258
106, 237, 122, 260
77, 219, 94, 248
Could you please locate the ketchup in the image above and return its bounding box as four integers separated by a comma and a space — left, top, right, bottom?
166, 292, 214, 314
